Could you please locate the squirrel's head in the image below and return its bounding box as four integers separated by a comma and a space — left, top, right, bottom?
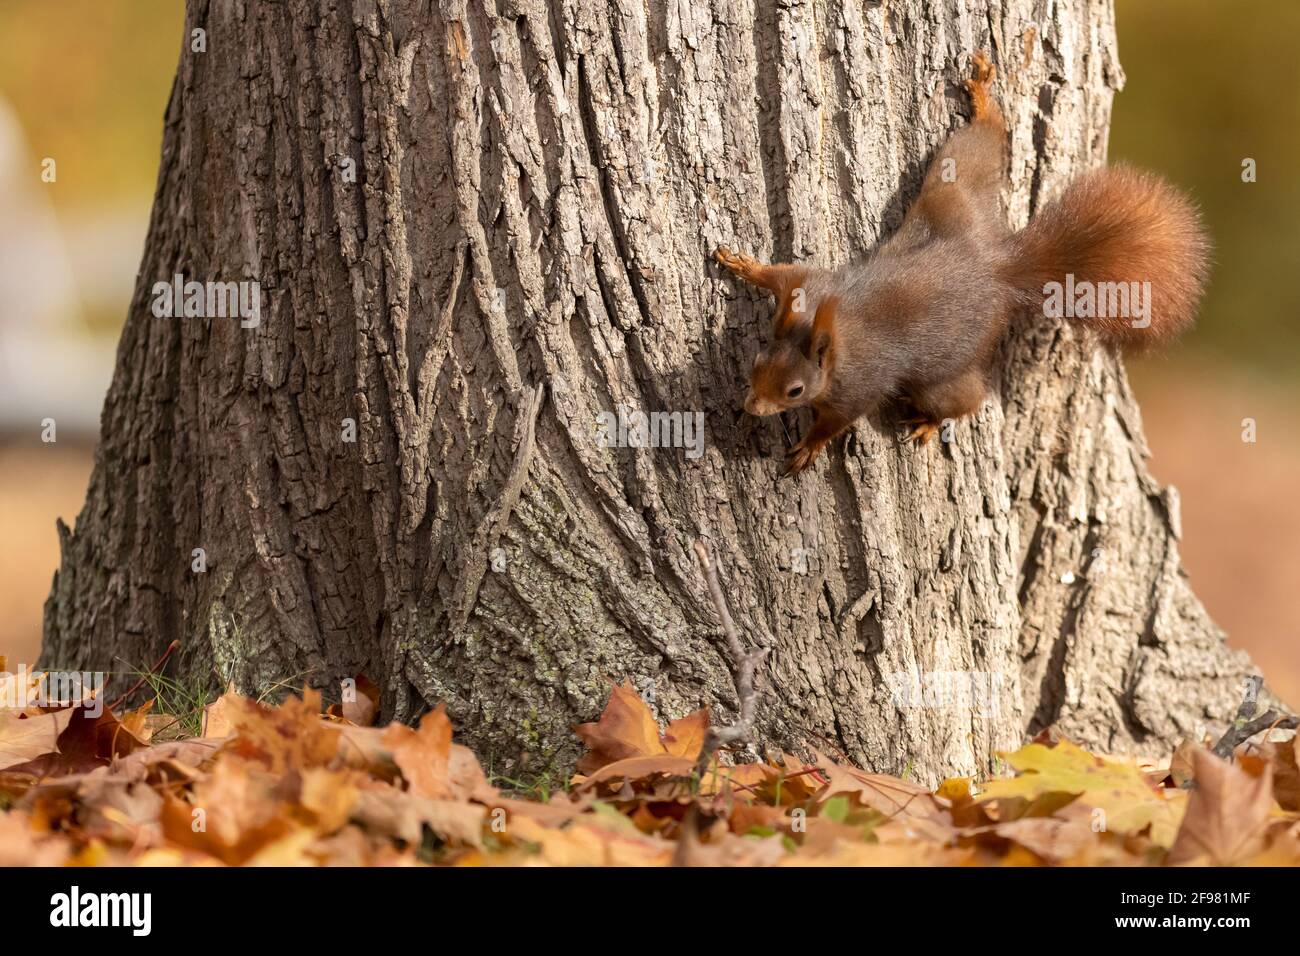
744, 297, 837, 417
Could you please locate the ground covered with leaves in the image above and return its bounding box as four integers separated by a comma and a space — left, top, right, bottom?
2, 669, 1298, 866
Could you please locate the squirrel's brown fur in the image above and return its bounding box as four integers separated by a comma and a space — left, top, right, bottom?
716, 53, 1210, 476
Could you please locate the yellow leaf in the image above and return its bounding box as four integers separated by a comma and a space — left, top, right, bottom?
978, 739, 1181, 845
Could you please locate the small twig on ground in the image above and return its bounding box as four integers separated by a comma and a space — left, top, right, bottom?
1210, 675, 1298, 760
691, 538, 769, 777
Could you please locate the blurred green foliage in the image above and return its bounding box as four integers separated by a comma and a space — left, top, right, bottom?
1113, 0, 1300, 380
0, 0, 183, 209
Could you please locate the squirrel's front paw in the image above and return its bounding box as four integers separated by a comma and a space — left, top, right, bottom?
782, 442, 819, 477
714, 246, 755, 276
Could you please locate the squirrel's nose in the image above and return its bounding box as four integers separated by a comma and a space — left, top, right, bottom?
744, 391, 774, 416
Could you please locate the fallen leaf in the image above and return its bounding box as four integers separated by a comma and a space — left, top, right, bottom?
224, 688, 337, 772
662, 708, 709, 760
1262, 737, 1300, 811
573, 755, 696, 792
202, 683, 240, 738
0, 708, 76, 771
383, 705, 453, 799
1168, 748, 1275, 865
572, 681, 667, 773
978, 739, 1181, 845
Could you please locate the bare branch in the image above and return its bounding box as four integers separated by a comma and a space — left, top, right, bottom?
691, 538, 768, 776
1211, 676, 1298, 759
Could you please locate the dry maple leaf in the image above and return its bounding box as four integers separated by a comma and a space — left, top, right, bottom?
201, 683, 241, 738
498, 815, 672, 866
1167, 748, 1275, 865
970, 817, 1093, 864
160, 757, 292, 865
0, 708, 75, 771
663, 709, 709, 759
298, 767, 363, 831
572, 680, 708, 774
573, 755, 697, 793
1261, 737, 1300, 812
223, 688, 338, 773
812, 750, 942, 820
978, 739, 1183, 846
383, 704, 453, 799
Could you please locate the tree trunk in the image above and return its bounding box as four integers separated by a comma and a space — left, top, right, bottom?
42, 0, 1270, 784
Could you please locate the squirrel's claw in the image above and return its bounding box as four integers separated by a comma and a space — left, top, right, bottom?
782, 442, 818, 478
900, 420, 940, 445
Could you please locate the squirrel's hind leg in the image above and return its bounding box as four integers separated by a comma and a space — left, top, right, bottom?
901, 54, 1007, 239
900, 370, 988, 446
965, 52, 999, 125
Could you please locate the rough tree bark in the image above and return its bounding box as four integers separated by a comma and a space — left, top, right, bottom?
42, 0, 1271, 784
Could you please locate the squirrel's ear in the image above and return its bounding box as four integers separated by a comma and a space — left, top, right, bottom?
808, 297, 838, 366
772, 273, 811, 338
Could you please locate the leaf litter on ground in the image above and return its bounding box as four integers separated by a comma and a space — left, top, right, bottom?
0, 673, 1297, 866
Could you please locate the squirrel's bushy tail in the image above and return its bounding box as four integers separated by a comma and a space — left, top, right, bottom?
1006, 164, 1211, 351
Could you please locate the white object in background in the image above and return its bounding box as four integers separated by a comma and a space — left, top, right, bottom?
0, 97, 117, 436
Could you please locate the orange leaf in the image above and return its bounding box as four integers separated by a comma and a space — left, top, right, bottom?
383, 704, 453, 799
572, 681, 667, 773
201, 683, 240, 738
663, 707, 709, 760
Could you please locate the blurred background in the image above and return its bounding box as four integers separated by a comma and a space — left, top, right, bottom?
1, 1, 1296, 702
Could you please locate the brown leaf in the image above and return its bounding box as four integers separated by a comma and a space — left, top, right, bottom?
341, 674, 380, 726
383, 704, 453, 799
573, 755, 696, 792
663, 708, 709, 759
224, 688, 337, 772
160, 758, 291, 865
202, 683, 240, 738
499, 815, 671, 866
298, 767, 362, 831
487, 795, 595, 828
813, 750, 942, 820
1262, 737, 1300, 811
573, 681, 667, 773
1168, 748, 1275, 865
979, 817, 1093, 864
0, 708, 75, 771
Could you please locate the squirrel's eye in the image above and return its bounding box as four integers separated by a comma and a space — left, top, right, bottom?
786, 384, 804, 399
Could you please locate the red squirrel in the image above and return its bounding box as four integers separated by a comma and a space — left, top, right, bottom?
716, 53, 1210, 477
